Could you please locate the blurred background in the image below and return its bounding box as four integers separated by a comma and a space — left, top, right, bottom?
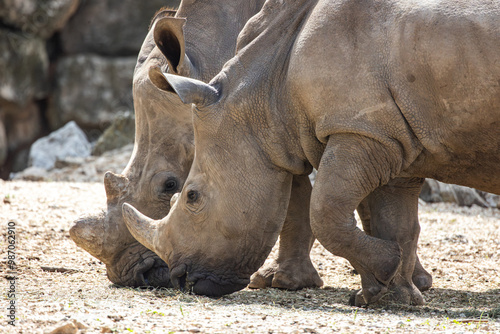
0, 0, 180, 180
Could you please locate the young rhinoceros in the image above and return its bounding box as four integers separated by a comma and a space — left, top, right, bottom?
123, 0, 500, 305
70, 1, 322, 290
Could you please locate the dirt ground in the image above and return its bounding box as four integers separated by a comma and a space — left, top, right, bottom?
1, 179, 499, 333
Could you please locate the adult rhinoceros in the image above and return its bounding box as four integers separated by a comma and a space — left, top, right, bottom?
123, 0, 500, 305
70, 0, 324, 290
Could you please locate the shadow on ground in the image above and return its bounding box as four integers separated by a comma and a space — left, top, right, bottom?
111, 284, 500, 320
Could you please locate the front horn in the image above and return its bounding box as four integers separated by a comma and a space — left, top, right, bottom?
122, 203, 160, 254
70, 214, 109, 262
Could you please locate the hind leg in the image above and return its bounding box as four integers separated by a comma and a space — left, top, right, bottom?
350, 178, 425, 305
311, 134, 424, 306
357, 197, 432, 292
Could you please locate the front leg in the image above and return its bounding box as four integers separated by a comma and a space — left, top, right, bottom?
311, 134, 424, 306
249, 175, 323, 290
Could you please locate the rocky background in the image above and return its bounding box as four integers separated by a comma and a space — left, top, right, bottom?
1, 0, 498, 209
0, 0, 180, 179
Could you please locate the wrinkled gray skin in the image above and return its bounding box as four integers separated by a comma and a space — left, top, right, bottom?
70, 0, 323, 290
123, 0, 500, 304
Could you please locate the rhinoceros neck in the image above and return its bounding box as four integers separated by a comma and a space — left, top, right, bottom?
213, 0, 317, 174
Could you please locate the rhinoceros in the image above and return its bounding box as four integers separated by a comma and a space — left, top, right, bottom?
69, 0, 324, 290
123, 0, 500, 305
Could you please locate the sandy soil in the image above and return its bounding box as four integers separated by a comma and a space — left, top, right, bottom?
1, 180, 499, 333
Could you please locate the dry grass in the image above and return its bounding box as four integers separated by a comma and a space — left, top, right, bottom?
1, 180, 499, 333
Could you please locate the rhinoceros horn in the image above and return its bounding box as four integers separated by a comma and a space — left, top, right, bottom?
70, 213, 109, 262
104, 171, 129, 202
70, 171, 130, 262
122, 203, 160, 255
148, 67, 220, 106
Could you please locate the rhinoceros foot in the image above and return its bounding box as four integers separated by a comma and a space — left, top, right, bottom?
349, 274, 425, 307
387, 279, 425, 306
349, 279, 389, 307
248, 262, 275, 289
345, 259, 433, 292
249, 258, 323, 290
412, 268, 433, 292
346, 238, 403, 306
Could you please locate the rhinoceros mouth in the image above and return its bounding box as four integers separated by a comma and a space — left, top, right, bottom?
105, 244, 172, 288
110, 260, 172, 288
140, 264, 172, 288
169, 263, 249, 297
190, 278, 248, 297
170, 263, 188, 291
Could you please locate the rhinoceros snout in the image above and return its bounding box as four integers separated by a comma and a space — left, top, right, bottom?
170, 264, 249, 297
141, 260, 172, 288
191, 278, 248, 297
106, 244, 172, 289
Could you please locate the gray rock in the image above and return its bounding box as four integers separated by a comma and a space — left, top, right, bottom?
0, 0, 80, 39
420, 179, 495, 208
54, 156, 86, 169
10, 166, 48, 181
0, 29, 49, 104
47, 54, 136, 130
1, 100, 42, 151
11, 144, 133, 182
10, 147, 30, 173
28, 121, 91, 170
452, 184, 491, 207
92, 111, 135, 156
420, 179, 453, 203
0, 100, 43, 175
60, 0, 179, 56
478, 191, 500, 208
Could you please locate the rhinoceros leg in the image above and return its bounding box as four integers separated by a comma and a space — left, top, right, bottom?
357, 198, 432, 292
249, 175, 323, 290
311, 135, 424, 306
349, 178, 425, 306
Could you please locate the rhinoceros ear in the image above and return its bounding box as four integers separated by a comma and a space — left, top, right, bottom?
148, 67, 220, 106
154, 17, 189, 74
149, 9, 177, 31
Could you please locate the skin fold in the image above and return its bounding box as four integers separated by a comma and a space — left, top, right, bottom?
123, 0, 500, 305
70, 0, 323, 290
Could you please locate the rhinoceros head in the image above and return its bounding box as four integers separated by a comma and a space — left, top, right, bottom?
71, 0, 269, 289
122, 67, 297, 296
70, 11, 195, 288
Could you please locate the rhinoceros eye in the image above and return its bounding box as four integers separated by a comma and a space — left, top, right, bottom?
186, 190, 199, 203
163, 177, 179, 194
